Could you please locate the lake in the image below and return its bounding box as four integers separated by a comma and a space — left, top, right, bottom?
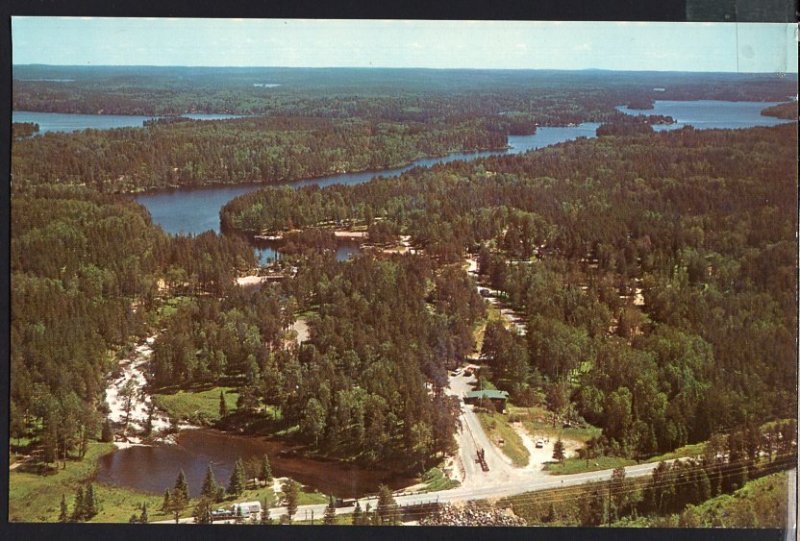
96, 428, 416, 498
133, 123, 602, 262
132, 125, 602, 236
12, 111, 245, 133
616, 100, 789, 131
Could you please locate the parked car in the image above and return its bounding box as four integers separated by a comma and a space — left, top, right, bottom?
535, 439, 544, 448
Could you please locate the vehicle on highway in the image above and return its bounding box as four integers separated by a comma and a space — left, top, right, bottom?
231, 501, 262, 517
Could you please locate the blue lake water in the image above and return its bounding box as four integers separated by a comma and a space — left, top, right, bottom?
616, 100, 789, 131
12, 111, 245, 133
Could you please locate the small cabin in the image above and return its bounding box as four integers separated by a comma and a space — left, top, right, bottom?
463, 389, 509, 413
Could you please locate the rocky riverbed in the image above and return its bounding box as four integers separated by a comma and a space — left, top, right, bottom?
104, 336, 190, 448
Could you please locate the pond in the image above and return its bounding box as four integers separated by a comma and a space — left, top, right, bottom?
96, 428, 417, 499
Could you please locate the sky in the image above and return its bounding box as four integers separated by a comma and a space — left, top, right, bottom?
11, 18, 799, 73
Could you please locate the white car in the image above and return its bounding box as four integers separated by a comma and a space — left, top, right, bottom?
535, 439, 544, 448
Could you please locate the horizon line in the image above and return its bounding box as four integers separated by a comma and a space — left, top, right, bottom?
13, 64, 799, 75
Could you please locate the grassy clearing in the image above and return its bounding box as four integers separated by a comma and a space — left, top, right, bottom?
295, 512, 353, 525
506, 404, 601, 444
296, 308, 318, 320
543, 455, 636, 475
421, 467, 460, 492
270, 485, 328, 506
9, 442, 170, 523
476, 412, 529, 468
472, 304, 505, 353
650, 442, 706, 462
152, 386, 239, 425
155, 296, 194, 319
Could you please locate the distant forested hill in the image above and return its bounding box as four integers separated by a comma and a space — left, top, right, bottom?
14, 66, 796, 116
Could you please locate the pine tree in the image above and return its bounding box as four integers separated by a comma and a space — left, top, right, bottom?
323, 495, 337, 525
553, 438, 566, 462
192, 498, 214, 524
282, 479, 299, 520
161, 488, 171, 512
174, 469, 190, 502
260, 454, 272, 486
143, 402, 155, 437
140, 502, 149, 524
376, 484, 400, 525
167, 489, 188, 524
58, 494, 69, 522
228, 458, 246, 496
219, 390, 228, 418
201, 463, 218, 499
544, 502, 557, 523
84, 484, 98, 518
350, 500, 362, 525
71, 486, 85, 522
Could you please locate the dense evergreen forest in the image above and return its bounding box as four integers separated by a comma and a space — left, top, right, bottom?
11, 116, 506, 193
149, 254, 479, 468
10, 186, 255, 462
760, 100, 798, 119
222, 124, 798, 459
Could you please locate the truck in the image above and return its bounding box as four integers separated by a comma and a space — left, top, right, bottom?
230, 501, 262, 517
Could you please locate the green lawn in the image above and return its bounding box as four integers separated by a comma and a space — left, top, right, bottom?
543, 455, 636, 475
270, 484, 328, 506
151, 386, 239, 425
476, 412, 529, 468
473, 305, 505, 353
421, 467, 460, 492
9, 442, 171, 523
509, 405, 601, 444
650, 442, 707, 462
295, 512, 353, 525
